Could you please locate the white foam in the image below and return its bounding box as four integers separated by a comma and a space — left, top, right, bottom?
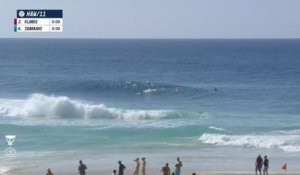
143, 88, 157, 94
0, 167, 11, 174
270, 129, 300, 135
0, 93, 171, 120
199, 133, 300, 152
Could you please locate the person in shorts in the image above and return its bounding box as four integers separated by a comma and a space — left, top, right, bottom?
263, 155, 269, 175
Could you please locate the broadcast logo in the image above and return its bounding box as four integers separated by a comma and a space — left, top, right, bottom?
5, 135, 16, 146
18, 10, 25, 17
5, 147, 16, 157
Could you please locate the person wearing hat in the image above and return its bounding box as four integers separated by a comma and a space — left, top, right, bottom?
133, 158, 140, 175
141, 157, 146, 175
263, 155, 269, 175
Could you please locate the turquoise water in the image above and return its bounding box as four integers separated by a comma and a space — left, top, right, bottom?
0, 39, 299, 173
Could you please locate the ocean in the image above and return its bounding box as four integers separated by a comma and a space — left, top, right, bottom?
0, 39, 299, 174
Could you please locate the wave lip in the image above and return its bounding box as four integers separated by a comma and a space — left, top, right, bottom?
1, 94, 171, 120
199, 133, 300, 152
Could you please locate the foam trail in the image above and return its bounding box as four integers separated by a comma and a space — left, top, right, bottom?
208, 126, 231, 133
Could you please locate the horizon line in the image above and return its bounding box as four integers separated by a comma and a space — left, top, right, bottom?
1, 37, 300, 40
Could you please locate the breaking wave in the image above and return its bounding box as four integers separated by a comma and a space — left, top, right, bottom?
0, 93, 204, 120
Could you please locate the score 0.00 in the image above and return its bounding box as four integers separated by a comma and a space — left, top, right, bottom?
51, 26, 61, 31
51, 19, 61, 24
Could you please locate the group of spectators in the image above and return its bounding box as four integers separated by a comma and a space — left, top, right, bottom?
255, 154, 269, 175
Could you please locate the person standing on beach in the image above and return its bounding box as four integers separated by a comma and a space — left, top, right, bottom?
161, 163, 170, 175
141, 157, 146, 175
112, 170, 117, 175
118, 161, 126, 175
175, 157, 182, 175
263, 155, 269, 175
133, 158, 140, 175
255, 155, 263, 175
46, 168, 54, 175
78, 160, 87, 175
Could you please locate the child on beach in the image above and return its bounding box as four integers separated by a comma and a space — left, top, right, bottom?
46, 168, 54, 175
112, 170, 117, 175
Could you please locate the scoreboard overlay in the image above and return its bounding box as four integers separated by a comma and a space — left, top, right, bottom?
14, 10, 63, 32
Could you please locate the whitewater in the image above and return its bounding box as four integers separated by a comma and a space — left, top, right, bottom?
1, 93, 300, 153
0, 39, 300, 173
